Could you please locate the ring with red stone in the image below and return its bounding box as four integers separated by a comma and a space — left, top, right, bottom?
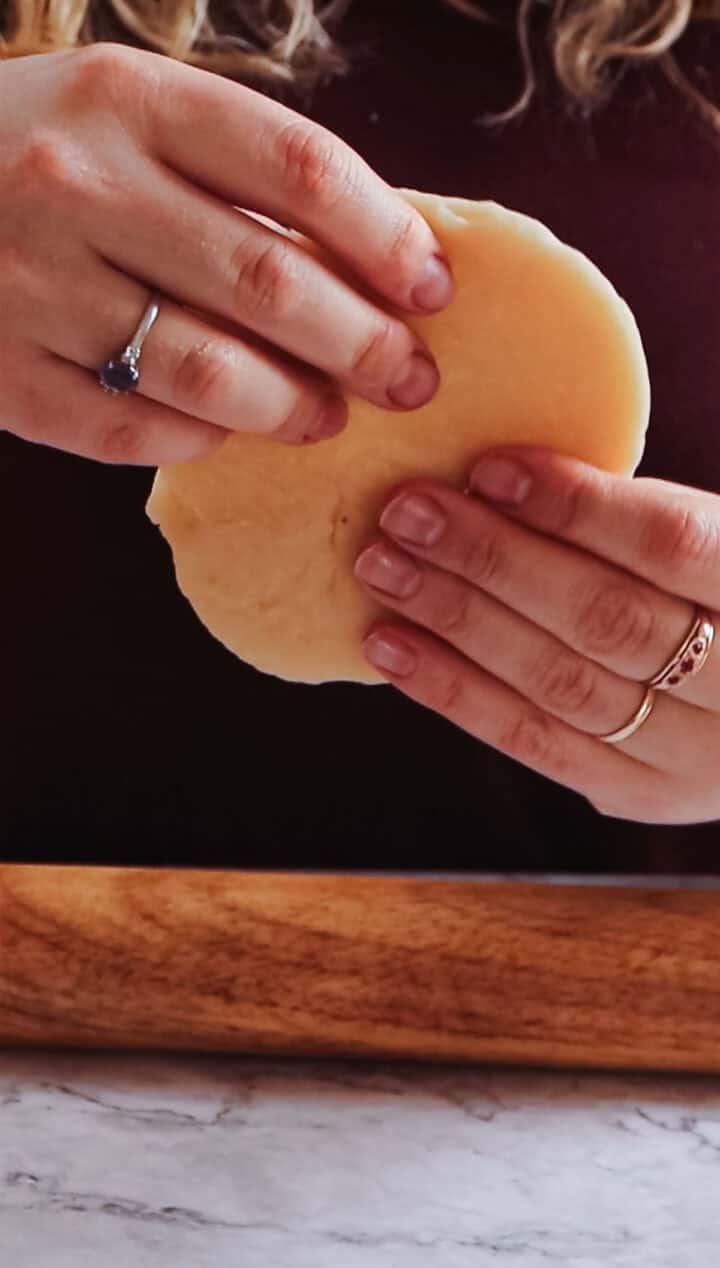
97, 291, 161, 395
647, 608, 715, 692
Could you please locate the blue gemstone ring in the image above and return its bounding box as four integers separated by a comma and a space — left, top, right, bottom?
97, 292, 161, 395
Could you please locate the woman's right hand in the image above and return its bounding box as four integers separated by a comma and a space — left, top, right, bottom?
0, 43, 453, 465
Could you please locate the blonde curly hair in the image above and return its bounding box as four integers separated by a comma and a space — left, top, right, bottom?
1, 0, 719, 129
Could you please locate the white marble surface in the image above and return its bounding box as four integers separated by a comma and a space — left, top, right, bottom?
2, 1051, 720, 1267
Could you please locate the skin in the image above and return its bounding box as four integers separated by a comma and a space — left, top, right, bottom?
0, 43, 452, 464
356, 446, 720, 825
3, 45, 716, 825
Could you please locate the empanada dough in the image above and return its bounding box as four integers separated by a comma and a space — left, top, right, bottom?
146, 190, 650, 684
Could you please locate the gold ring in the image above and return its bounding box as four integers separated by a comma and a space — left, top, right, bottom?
597, 686, 656, 745
647, 608, 715, 692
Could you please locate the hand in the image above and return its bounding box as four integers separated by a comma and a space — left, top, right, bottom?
0, 45, 451, 465
354, 446, 720, 825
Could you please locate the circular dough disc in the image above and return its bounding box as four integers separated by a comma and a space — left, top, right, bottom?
147, 190, 650, 685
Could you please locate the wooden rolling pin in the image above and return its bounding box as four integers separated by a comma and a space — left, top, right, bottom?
2, 865, 720, 1073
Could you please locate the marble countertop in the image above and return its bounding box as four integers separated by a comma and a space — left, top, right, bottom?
2, 1049, 720, 1267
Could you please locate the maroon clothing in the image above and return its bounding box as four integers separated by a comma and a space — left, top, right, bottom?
2, 1, 719, 868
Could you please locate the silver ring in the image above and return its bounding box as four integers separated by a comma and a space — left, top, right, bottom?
97, 291, 161, 395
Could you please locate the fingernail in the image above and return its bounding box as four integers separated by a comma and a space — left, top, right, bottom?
354, 543, 422, 598
363, 632, 417, 676
469, 456, 533, 504
380, 493, 447, 546
411, 253, 454, 311
387, 351, 439, 410
302, 393, 347, 443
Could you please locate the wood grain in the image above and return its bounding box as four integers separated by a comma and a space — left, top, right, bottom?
1, 865, 720, 1072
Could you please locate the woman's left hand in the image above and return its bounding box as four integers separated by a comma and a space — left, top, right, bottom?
354, 446, 720, 825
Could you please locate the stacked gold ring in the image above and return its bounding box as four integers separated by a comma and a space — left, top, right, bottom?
597, 609, 715, 745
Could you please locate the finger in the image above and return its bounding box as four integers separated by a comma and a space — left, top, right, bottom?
359, 622, 689, 824
96, 44, 453, 313
5, 339, 225, 466
85, 159, 438, 414
20, 250, 349, 446
371, 479, 720, 712
467, 445, 720, 610
354, 535, 720, 779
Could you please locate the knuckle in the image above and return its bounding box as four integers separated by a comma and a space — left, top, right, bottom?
574, 580, 656, 660
275, 391, 326, 444
381, 211, 423, 288
0, 243, 33, 299
61, 42, 138, 109
275, 122, 355, 212
531, 644, 599, 719
97, 419, 147, 464
13, 133, 80, 199
172, 340, 233, 413
542, 470, 591, 535
500, 711, 569, 777
232, 240, 299, 324
432, 669, 467, 717
433, 582, 474, 639
386, 210, 419, 262
350, 318, 399, 381
458, 531, 505, 589
640, 502, 720, 579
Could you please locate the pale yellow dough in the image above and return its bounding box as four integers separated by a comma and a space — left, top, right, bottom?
146, 190, 650, 685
